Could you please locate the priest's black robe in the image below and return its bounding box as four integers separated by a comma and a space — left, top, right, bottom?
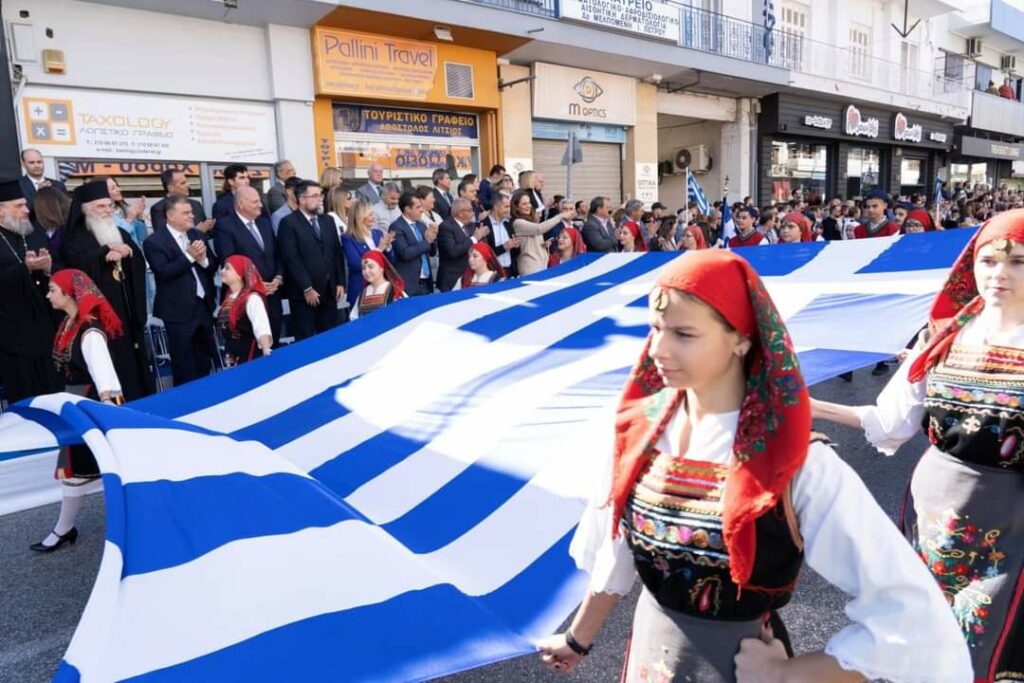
0, 227, 63, 403
61, 225, 155, 400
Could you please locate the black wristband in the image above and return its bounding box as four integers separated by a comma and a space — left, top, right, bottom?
565, 631, 591, 657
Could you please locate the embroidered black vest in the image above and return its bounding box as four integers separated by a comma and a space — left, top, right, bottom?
217, 299, 257, 364
358, 286, 396, 318
923, 344, 1024, 471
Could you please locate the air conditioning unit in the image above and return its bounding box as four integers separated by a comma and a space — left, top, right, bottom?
1001, 54, 1017, 72
966, 37, 984, 57
673, 145, 712, 174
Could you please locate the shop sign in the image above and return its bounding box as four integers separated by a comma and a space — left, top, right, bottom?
20, 86, 276, 163
533, 63, 636, 126
635, 162, 659, 205
333, 104, 477, 139
313, 28, 437, 100
843, 105, 879, 138
803, 115, 833, 130
504, 157, 533, 177
560, 0, 680, 42
929, 131, 948, 144
961, 135, 1024, 159
893, 112, 923, 143
337, 143, 474, 175
58, 161, 200, 177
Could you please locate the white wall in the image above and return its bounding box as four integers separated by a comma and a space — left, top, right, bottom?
5, 0, 272, 101
265, 24, 317, 178
657, 119, 724, 210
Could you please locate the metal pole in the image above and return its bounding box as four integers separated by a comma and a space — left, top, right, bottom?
0, 0, 24, 180
566, 130, 574, 200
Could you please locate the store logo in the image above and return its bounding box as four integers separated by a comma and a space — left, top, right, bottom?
893, 112, 923, 143
573, 76, 604, 104
929, 131, 948, 144
844, 105, 879, 138
23, 97, 76, 146
803, 115, 833, 130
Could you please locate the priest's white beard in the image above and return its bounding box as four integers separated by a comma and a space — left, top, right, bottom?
0, 215, 34, 236
85, 214, 124, 247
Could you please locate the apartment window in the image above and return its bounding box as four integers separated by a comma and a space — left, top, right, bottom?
778, 1, 809, 70
849, 25, 870, 81
900, 41, 920, 96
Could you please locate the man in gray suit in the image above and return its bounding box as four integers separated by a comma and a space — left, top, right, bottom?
372, 182, 402, 231
582, 196, 618, 253
355, 162, 385, 206
266, 160, 296, 214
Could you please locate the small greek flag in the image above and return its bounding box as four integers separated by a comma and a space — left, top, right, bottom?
687, 170, 710, 216
722, 200, 736, 243
763, 0, 776, 61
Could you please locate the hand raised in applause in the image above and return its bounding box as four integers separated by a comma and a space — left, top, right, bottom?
473, 224, 490, 242
186, 239, 206, 262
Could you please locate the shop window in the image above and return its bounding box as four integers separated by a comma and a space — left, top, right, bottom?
769, 140, 827, 202
849, 25, 870, 81
899, 158, 924, 196
445, 63, 475, 99
950, 162, 990, 186
846, 147, 882, 198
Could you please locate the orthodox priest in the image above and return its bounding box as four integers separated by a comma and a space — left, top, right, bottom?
61, 179, 154, 399
0, 179, 63, 403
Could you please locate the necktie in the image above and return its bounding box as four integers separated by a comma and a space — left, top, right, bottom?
246, 220, 264, 250
409, 220, 429, 279
179, 233, 205, 298
309, 216, 321, 240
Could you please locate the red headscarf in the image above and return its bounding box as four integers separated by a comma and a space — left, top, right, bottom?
223, 255, 268, 336
781, 213, 813, 242
684, 225, 707, 250
905, 209, 934, 232
362, 250, 405, 299
908, 211, 1024, 382
461, 242, 506, 289
609, 250, 810, 589
549, 227, 587, 267
622, 220, 648, 252
51, 269, 123, 356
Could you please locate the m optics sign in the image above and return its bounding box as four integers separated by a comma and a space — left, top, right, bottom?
561, 0, 681, 42
533, 63, 636, 126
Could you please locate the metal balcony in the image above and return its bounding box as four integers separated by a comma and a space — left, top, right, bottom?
463, 0, 557, 18
972, 90, 1024, 137
667, 4, 798, 69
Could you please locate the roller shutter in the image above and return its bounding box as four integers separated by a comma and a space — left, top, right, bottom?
532, 139, 622, 205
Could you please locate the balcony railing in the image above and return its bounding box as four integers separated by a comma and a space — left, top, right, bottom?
972, 90, 1024, 137
465, 0, 557, 18
670, 4, 802, 70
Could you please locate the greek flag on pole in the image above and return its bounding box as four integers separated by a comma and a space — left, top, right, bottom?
722, 200, 737, 243
935, 177, 944, 206
0, 231, 974, 683
763, 0, 776, 61
687, 170, 710, 216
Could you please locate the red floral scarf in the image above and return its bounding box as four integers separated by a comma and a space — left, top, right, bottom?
51, 268, 123, 374
609, 250, 810, 589
461, 242, 506, 289
223, 255, 267, 336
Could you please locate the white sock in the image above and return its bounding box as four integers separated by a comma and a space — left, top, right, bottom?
43, 492, 84, 545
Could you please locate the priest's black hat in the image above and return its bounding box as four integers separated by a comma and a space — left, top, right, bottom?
0, 179, 24, 202
73, 179, 110, 204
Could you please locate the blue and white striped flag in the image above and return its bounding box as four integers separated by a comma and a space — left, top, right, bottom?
686, 170, 710, 216
0, 231, 975, 682
935, 176, 944, 205
763, 0, 776, 61
722, 199, 736, 243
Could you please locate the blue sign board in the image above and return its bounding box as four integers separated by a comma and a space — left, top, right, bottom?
333, 104, 478, 139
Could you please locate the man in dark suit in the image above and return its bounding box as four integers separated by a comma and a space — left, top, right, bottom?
480, 194, 518, 277
355, 162, 385, 206
437, 198, 489, 291
142, 195, 218, 387
213, 186, 283, 344
582, 196, 618, 253
389, 192, 438, 296
19, 149, 66, 208
212, 164, 253, 222
266, 160, 295, 214
150, 168, 212, 234
278, 180, 346, 340
431, 168, 454, 220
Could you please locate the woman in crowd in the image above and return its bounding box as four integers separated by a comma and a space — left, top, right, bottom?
678, 224, 708, 252
34, 185, 71, 265
351, 250, 405, 320
456, 242, 506, 289
548, 226, 586, 268
218, 254, 272, 366
617, 221, 648, 253
648, 218, 678, 252
93, 175, 147, 246
905, 208, 936, 232
538, 249, 971, 683
902, 217, 926, 234
812, 210, 1024, 681
497, 174, 515, 201
326, 185, 351, 237
510, 189, 573, 276
342, 200, 394, 308
32, 268, 125, 553
777, 213, 813, 244
319, 167, 343, 213
415, 185, 444, 228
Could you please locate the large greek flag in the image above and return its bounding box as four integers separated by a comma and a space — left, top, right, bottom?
0, 232, 972, 682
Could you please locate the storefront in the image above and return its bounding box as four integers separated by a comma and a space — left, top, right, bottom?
530, 63, 635, 205
18, 86, 280, 205
951, 135, 1024, 190
757, 94, 955, 203
310, 26, 500, 190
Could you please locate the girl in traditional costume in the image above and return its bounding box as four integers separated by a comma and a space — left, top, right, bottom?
548, 226, 586, 267
813, 210, 1024, 681
350, 250, 405, 320
457, 242, 506, 289
218, 254, 272, 366
32, 269, 124, 552
539, 250, 971, 682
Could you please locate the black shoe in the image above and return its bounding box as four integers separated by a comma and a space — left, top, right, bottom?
30, 527, 78, 553
871, 362, 889, 376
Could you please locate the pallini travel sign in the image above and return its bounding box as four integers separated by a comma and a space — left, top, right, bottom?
313, 27, 437, 100
561, 0, 681, 42
532, 63, 636, 126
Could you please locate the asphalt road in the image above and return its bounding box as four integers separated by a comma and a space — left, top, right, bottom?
0, 368, 922, 683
